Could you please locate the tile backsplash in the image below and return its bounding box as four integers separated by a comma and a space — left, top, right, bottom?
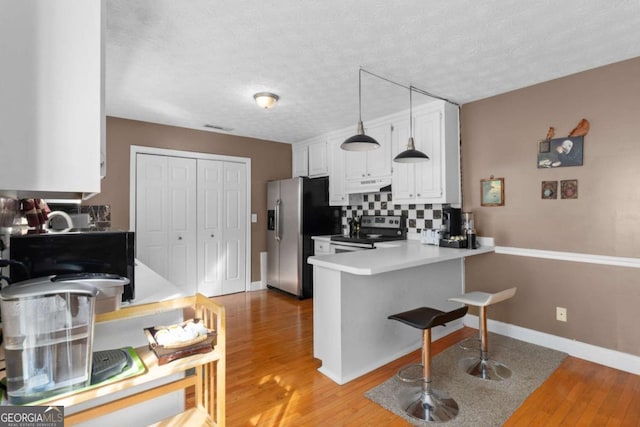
341, 192, 449, 237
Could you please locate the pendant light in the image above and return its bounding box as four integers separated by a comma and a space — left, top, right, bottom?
394, 85, 430, 163
341, 69, 381, 151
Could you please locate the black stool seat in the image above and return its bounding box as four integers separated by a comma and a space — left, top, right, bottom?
388, 306, 468, 330
387, 305, 468, 422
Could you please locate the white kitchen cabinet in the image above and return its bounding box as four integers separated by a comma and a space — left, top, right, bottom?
344, 122, 392, 181
292, 144, 309, 177
328, 130, 349, 205
308, 139, 328, 176
0, 1, 104, 198
391, 101, 460, 204
314, 239, 332, 255
292, 138, 328, 177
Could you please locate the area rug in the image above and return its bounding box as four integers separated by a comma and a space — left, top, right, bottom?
365, 333, 567, 426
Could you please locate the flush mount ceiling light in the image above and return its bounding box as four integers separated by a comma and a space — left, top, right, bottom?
393, 85, 430, 163
253, 92, 279, 109
341, 69, 381, 151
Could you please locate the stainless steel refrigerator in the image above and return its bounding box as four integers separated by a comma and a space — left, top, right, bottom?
267, 176, 341, 298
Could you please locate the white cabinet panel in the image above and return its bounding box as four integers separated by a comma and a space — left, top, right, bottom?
414, 109, 443, 199
308, 140, 328, 176
364, 123, 393, 178
391, 101, 460, 204
328, 131, 350, 206
0, 1, 103, 197
292, 145, 308, 177
343, 123, 392, 190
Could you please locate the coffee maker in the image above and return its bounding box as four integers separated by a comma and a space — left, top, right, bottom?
442, 207, 461, 238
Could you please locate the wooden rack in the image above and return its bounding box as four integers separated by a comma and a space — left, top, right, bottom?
35, 294, 226, 426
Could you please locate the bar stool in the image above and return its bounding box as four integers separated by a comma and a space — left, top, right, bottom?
388, 305, 468, 422
448, 287, 517, 381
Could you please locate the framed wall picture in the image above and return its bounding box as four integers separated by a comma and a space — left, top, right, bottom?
541, 181, 558, 199
561, 179, 578, 199
480, 177, 505, 206
537, 136, 584, 168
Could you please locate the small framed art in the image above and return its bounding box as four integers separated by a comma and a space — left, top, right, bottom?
480, 177, 505, 207
541, 181, 558, 199
561, 179, 578, 199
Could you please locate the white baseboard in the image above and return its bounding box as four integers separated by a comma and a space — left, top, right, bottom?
463, 314, 640, 375
250, 281, 265, 291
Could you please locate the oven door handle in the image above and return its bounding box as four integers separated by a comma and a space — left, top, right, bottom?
329, 242, 374, 252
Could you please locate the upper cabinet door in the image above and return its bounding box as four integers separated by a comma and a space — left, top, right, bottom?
0, 1, 104, 197
390, 117, 416, 200
343, 122, 392, 181
308, 139, 328, 177
391, 101, 460, 204
292, 145, 308, 177
413, 109, 443, 199
364, 122, 392, 178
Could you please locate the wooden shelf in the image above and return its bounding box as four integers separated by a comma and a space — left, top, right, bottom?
25, 294, 226, 426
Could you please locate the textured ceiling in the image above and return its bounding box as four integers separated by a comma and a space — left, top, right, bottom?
106, 0, 640, 144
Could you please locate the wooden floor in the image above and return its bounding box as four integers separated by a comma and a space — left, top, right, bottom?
208, 289, 640, 426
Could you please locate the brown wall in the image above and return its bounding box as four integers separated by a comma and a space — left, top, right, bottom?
461, 57, 640, 355
87, 117, 292, 282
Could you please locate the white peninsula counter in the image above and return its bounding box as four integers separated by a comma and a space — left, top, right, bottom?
308, 239, 494, 385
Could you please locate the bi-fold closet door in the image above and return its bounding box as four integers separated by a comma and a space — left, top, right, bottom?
136, 153, 246, 296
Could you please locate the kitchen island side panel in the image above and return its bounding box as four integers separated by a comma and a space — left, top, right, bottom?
313, 258, 465, 385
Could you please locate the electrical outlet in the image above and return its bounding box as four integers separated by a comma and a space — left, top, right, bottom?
556, 307, 567, 322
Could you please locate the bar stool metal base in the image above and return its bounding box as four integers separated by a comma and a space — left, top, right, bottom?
405, 388, 460, 422
459, 357, 512, 381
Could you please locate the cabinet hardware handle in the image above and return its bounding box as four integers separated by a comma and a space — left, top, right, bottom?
211, 234, 215, 238
178, 236, 182, 240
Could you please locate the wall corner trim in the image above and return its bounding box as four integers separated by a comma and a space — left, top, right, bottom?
463, 314, 640, 376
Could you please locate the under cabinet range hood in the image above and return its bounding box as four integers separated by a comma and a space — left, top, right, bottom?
344, 176, 391, 194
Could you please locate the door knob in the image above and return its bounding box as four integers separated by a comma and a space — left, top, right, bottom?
178, 236, 182, 240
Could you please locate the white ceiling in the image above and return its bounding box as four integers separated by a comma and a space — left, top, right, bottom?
106, 0, 640, 144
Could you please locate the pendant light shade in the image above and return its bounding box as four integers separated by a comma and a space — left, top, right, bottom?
393, 86, 430, 163
341, 69, 380, 151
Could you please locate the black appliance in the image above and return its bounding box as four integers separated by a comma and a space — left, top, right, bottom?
330, 215, 407, 248
442, 207, 462, 238
267, 176, 342, 298
9, 231, 136, 302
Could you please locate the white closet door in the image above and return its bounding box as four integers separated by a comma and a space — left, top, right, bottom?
136, 154, 197, 294
221, 161, 247, 294
197, 159, 223, 296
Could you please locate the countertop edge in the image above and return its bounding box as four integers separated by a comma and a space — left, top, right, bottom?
308, 243, 494, 275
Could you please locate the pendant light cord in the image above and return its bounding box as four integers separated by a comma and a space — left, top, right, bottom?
358, 68, 363, 122
409, 85, 413, 138
360, 68, 460, 107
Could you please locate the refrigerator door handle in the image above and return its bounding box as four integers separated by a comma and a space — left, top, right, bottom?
275, 199, 281, 241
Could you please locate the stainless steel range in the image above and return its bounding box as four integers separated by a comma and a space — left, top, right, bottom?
329, 215, 406, 252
